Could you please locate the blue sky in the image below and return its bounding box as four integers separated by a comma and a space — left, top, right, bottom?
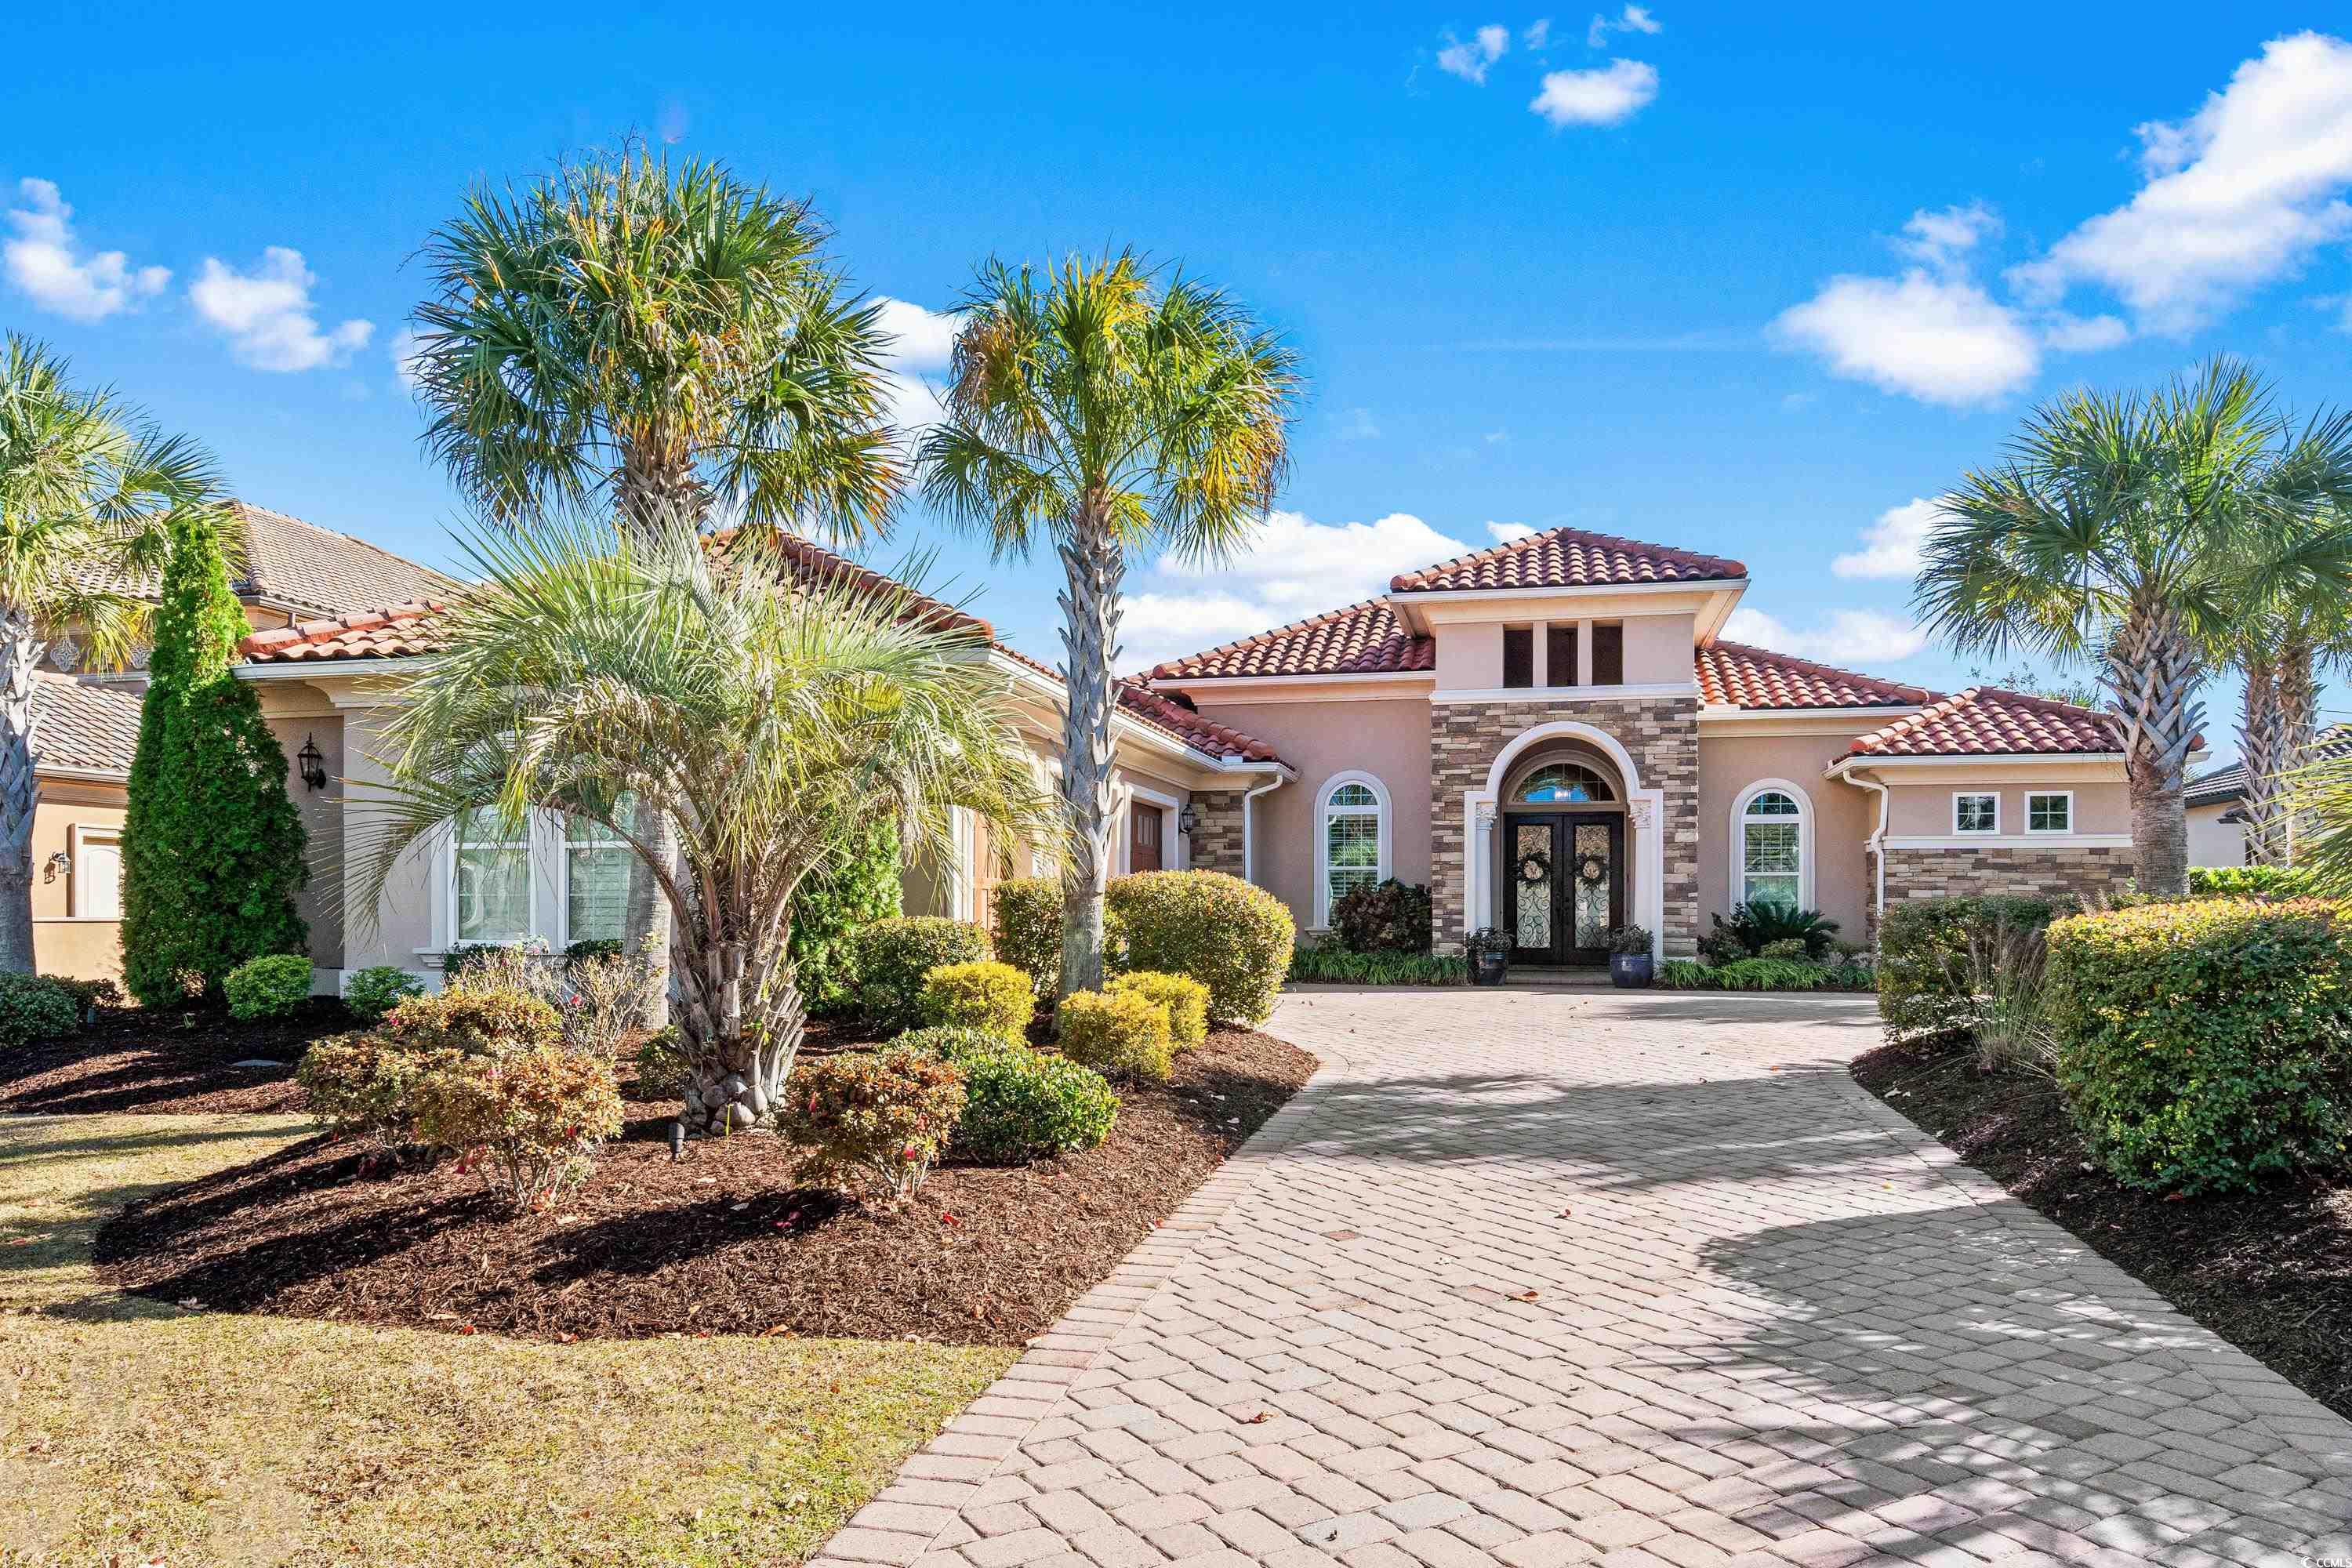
12, 3, 2352, 759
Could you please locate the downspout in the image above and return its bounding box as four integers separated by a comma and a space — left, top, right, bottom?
1241, 773, 1285, 884
1839, 762, 1890, 949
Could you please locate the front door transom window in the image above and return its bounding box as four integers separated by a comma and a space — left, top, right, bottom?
1514, 763, 1613, 804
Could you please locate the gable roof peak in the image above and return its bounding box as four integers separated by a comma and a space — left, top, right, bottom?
1388, 524, 1747, 595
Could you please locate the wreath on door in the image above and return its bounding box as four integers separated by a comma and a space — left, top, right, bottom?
1577, 855, 1608, 887
1515, 848, 1552, 885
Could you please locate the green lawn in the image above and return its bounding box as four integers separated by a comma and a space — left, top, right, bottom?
0, 1113, 1011, 1567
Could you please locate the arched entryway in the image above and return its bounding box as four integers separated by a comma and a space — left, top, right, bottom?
1463, 720, 1665, 964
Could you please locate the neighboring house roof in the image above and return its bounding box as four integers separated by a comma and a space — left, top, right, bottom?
238, 601, 450, 663
34, 674, 143, 777
85, 501, 461, 619
1388, 526, 1746, 594
1697, 641, 1936, 710
1845, 687, 2120, 759
1148, 598, 1433, 681
2186, 721, 2352, 808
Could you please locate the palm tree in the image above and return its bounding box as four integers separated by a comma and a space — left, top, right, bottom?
354, 514, 1053, 1134
920, 252, 1301, 994
0, 336, 219, 971
2216, 506, 2352, 864
1916, 358, 2352, 897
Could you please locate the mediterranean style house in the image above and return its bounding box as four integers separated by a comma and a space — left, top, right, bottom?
223, 521, 2143, 994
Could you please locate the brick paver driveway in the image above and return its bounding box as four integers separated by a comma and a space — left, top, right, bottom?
817, 989, 2352, 1568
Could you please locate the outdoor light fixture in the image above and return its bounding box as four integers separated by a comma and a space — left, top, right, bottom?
1177, 804, 1200, 837
296, 734, 327, 792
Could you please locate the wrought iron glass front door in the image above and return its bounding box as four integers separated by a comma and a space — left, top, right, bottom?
1504, 813, 1623, 965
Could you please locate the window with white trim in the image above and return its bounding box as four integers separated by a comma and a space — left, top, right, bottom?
1955, 793, 1998, 834
2027, 792, 2071, 833
1319, 779, 1385, 924
564, 800, 633, 945
1740, 789, 1803, 909
455, 806, 532, 943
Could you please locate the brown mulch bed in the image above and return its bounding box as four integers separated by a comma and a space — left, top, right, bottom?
93, 1027, 1316, 1346
1853, 1036, 2352, 1421
0, 1000, 360, 1115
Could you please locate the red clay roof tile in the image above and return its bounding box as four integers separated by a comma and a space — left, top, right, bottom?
1845, 687, 2120, 759
1145, 599, 1432, 680
1388, 526, 1746, 594
1697, 641, 1937, 710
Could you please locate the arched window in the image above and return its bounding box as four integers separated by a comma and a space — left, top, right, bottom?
1738, 786, 1806, 909
1316, 773, 1389, 927
1514, 763, 1613, 804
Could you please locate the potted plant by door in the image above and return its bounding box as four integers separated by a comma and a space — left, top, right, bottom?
1607, 926, 1655, 989
1468, 927, 1511, 987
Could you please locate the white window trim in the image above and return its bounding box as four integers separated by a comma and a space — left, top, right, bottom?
559, 811, 633, 949
1952, 791, 2001, 835
67, 822, 122, 921
1314, 770, 1391, 929
1730, 779, 1813, 911
441, 807, 550, 949
1124, 782, 1182, 874
2024, 790, 2074, 835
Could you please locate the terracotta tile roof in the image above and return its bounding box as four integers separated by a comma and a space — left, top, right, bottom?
238, 601, 450, 663
1146, 599, 1434, 681
728, 528, 995, 639
990, 643, 1285, 764
1697, 641, 1938, 710
1389, 526, 1746, 594
1845, 687, 2122, 760
2187, 722, 2352, 808
33, 674, 143, 777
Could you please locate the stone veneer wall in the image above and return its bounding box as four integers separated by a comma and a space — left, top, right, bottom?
1871, 845, 2137, 943
1432, 695, 1701, 956
1185, 789, 1247, 878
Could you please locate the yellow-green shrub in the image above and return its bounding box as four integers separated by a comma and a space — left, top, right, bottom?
409, 1045, 625, 1210
989, 877, 1062, 996
1057, 989, 1174, 1083
1107, 971, 1207, 1050
380, 985, 561, 1055
2045, 898, 2352, 1194
296, 1036, 463, 1150
1105, 870, 1293, 1025
849, 917, 993, 1030
918, 960, 1035, 1041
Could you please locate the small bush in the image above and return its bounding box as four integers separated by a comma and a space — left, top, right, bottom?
1714, 957, 1831, 991
343, 964, 426, 1024
632, 1026, 693, 1100
1878, 895, 2064, 1044
918, 960, 1035, 1042
782, 1047, 967, 1201
2046, 898, 2352, 1194
1057, 989, 1174, 1083
296, 1035, 458, 1149
442, 940, 553, 987
851, 917, 992, 1031
224, 953, 314, 1021
1757, 938, 1809, 962
1704, 902, 1838, 963
948, 1041, 1120, 1163
560, 945, 664, 1059
895, 1024, 1013, 1061
562, 938, 623, 967
2187, 864, 2321, 899
1288, 944, 1468, 985
0, 975, 85, 1047
1330, 877, 1432, 955
1824, 958, 1876, 992
52, 976, 121, 1020
1106, 870, 1293, 1025
1657, 958, 1715, 989
988, 877, 1062, 996
1107, 971, 1208, 1050
381, 986, 562, 1056
410, 1045, 625, 1210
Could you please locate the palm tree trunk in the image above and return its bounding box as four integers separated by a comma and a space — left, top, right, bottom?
612, 463, 697, 1025
0, 612, 38, 974
2278, 637, 2320, 863
1055, 507, 1122, 1000
672, 935, 807, 1135
2237, 654, 2285, 866
2103, 604, 2203, 898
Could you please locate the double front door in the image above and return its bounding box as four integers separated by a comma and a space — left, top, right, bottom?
1504, 812, 1624, 966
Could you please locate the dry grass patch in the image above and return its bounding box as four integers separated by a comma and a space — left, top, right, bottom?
0, 1113, 1012, 1567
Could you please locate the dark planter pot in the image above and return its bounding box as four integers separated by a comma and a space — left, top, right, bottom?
1470, 950, 1509, 987
1610, 953, 1653, 989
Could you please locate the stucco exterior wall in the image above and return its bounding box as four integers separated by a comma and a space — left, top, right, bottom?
1882, 777, 2130, 837
1185, 697, 1433, 932
1622, 614, 1697, 684
334, 705, 439, 977
2187, 801, 2246, 867
263, 712, 345, 969
1433, 624, 1505, 691
31, 784, 126, 982
1696, 733, 1875, 938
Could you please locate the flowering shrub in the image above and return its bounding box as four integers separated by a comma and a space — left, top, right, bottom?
559, 946, 664, 1059
1056, 989, 1174, 1083
918, 960, 1034, 1042
343, 964, 426, 1024
849, 917, 992, 1031
782, 1047, 967, 1202
223, 953, 314, 1021
1105, 971, 1208, 1050
296, 1036, 461, 1150
2046, 898, 2352, 1194
381, 986, 561, 1055
408, 1044, 624, 1210
1106, 871, 1292, 1025
949, 1041, 1118, 1163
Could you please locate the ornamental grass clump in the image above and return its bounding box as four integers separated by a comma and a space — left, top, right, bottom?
409, 1044, 625, 1210
1105, 971, 1207, 1050
2045, 898, 2352, 1194
917, 960, 1034, 1042
782, 1047, 967, 1202
1056, 989, 1174, 1083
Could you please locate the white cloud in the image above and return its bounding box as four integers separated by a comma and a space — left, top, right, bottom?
2041, 312, 2129, 352
875, 296, 960, 372
1893, 201, 2000, 274
188, 249, 372, 372
1831, 497, 1947, 580
1523, 18, 1552, 49
1437, 24, 1511, 84
2008, 31, 2352, 335
1722, 607, 1927, 666
1337, 407, 1381, 440
2, 179, 168, 321
1530, 59, 1658, 128
1771, 269, 2038, 405
1586, 4, 1661, 48
1486, 521, 1536, 542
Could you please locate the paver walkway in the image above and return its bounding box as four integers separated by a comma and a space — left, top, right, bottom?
815, 989, 2352, 1568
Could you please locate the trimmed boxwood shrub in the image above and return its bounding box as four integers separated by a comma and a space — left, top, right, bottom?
1106, 971, 1208, 1050
1878, 895, 2064, 1043
1057, 989, 1174, 1083
224, 953, 314, 1020
2045, 898, 2352, 1194
1106, 870, 1293, 1025
918, 960, 1035, 1042
850, 917, 992, 1032
945, 1041, 1119, 1162
0, 974, 87, 1047
782, 1047, 968, 1201
343, 964, 426, 1024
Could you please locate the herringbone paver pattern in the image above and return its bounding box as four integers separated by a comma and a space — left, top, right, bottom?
815, 989, 2352, 1568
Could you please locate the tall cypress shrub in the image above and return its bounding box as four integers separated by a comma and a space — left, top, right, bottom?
120, 508, 308, 1004
787, 818, 902, 1013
